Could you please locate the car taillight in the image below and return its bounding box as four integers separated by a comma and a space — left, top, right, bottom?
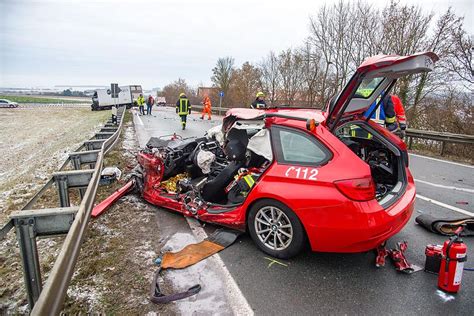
334, 177, 376, 201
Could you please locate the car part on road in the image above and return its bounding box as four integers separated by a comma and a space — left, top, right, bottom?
99, 166, 122, 185
438, 226, 467, 293
376, 241, 421, 274
415, 214, 474, 236
150, 268, 201, 304
91, 180, 135, 217
149, 229, 241, 304
388, 241, 422, 274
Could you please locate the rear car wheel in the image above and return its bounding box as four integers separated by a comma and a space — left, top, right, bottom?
248, 199, 306, 259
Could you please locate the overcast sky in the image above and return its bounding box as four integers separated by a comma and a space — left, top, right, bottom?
1, 0, 472, 90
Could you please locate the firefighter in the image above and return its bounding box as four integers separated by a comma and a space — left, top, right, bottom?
137, 94, 145, 115
176, 93, 191, 130
201, 95, 212, 120
251, 92, 267, 109
391, 94, 408, 138
351, 94, 397, 138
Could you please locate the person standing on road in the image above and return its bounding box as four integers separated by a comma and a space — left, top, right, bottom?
391, 94, 408, 138
251, 92, 267, 109
176, 93, 191, 130
137, 94, 145, 115
201, 95, 212, 120
147, 94, 155, 115
351, 93, 398, 138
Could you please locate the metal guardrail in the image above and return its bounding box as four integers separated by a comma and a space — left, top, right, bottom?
406, 128, 474, 155
0, 106, 126, 314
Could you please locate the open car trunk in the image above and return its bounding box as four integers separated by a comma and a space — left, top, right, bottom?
335, 121, 407, 208
327, 52, 438, 207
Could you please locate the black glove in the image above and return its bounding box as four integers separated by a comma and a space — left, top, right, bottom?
188, 108, 191, 114
399, 123, 407, 130
176, 108, 178, 114
386, 123, 398, 132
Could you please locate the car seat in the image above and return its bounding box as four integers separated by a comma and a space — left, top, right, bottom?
201, 129, 248, 203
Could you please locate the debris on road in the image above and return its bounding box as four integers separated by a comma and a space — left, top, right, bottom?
99, 166, 122, 185
388, 241, 422, 274
375, 241, 421, 274
415, 214, 474, 236
91, 180, 135, 217
149, 229, 241, 304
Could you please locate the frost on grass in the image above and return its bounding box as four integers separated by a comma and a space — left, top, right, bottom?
0, 107, 109, 314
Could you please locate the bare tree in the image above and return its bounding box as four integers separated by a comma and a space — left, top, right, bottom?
446, 23, 473, 87
229, 62, 262, 108
259, 51, 281, 106
278, 49, 304, 105
300, 43, 322, 107
211, 57, 235, 106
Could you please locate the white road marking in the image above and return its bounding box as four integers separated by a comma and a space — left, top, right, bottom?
415, 179, 474, 194
135, 111, 144, 126
186, 218, 254, 315
416, 194, 474, 217
409, 153, 474, 169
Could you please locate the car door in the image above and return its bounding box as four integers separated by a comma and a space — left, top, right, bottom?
259, 125, 337, 214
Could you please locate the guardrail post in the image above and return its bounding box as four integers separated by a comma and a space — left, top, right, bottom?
408, 137, 413, 150
15, 218, 42, 309
440, 141, 446, 156
71, 155, 81, 170
9, 207, 79, 311
56, 175, 70, 207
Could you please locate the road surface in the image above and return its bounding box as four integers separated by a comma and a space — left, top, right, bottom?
133, 106, 473, 315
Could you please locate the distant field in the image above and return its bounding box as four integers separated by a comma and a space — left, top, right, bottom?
0, 95, 87, 104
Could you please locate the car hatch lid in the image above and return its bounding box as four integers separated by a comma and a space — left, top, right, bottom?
326, 52, 439, 131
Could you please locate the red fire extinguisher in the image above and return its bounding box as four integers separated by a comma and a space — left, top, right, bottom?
438, 226, 467, 293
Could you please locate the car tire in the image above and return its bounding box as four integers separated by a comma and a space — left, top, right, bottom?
248, 199, 306, 259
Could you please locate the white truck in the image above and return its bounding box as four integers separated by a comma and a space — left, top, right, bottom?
91, 85, 142, 110
156, 96, 166, 106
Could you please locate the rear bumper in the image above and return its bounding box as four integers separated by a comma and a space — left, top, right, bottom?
305, 180, 415, 253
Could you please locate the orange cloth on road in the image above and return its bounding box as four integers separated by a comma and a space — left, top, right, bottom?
201, 97, 212, 119
161, 240, 224, 269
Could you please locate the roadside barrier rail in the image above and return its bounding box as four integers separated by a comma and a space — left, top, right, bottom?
0, 106, 126, 314
406, 128, 474, 156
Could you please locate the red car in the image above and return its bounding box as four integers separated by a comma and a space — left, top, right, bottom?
136, 52, 439, 258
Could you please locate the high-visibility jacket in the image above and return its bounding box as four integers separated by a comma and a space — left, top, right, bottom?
176, 97, 191, 115
364, 94, 396, 126
203, 97, 212, 110
391, 95, 407, 128
137, 96, 145, 107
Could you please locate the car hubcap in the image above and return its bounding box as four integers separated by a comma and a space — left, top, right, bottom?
254, 206, 293, 251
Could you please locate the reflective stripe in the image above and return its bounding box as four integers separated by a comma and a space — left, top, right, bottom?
385, 116, 396, 123
243, 175, 255, 188
178, 99, 189, 115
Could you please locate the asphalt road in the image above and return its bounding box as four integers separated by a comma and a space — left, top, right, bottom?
134, 106, 473, 315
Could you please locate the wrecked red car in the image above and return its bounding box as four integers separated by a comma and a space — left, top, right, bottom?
136, 52, 439, 259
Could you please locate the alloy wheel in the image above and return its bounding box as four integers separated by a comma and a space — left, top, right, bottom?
254, 206, 293, 250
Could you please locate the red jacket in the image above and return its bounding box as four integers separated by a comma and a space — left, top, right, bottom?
391, 95, 407, 128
